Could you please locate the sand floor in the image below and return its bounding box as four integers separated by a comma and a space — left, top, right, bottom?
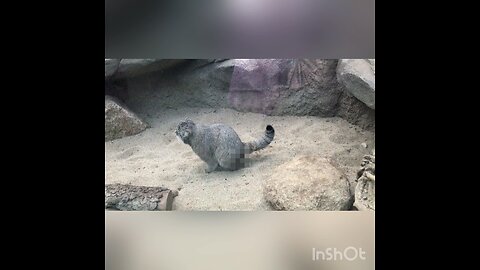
105, 107, 375, 210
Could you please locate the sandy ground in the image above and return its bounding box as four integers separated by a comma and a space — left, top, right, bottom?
105, 107, 374, 210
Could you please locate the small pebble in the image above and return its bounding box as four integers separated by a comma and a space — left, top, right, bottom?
361, 142, 368, 148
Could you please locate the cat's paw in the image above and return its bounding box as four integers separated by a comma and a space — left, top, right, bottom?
205, 163, 218, 173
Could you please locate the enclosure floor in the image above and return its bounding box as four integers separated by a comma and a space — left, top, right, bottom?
105, 107, 374, 210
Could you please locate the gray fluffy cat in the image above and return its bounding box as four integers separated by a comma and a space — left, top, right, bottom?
175, 119, 275, 173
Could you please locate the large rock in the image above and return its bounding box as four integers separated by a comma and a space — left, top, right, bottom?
227, 59, 344, 116
107, 59, 344, 117
337, 91, 375, 130
105, 59, 121, 78
106, 59, 375, 129
174, 59, 236, 108
263, 156, 354, 210
115, 59, 187, 78
337, 59, 375, 109
354, 153, 375, 211
105, 59, 218, 102
107, 59, 235, 114
105, 95, 148, 141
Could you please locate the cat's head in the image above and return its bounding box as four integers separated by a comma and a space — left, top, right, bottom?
175, 118, 195, 144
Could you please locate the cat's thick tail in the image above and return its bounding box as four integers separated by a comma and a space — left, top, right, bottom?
245, 125, 275, 154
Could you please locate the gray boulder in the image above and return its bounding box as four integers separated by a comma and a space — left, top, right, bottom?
115, 59, 186, 78
105, 95, 148, 141
111, 59, 235, 114
263, 156, 354, 210
105, 59, 121, 78
337, 59, 375, 109
336, 91, 375, 130
227, 59, 344, 117
354, 153, 375, 211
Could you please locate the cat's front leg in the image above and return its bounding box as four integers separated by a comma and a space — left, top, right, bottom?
205, 162, 219, 173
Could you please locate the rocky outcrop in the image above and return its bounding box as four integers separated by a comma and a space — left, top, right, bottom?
117, 59, 187, 77
354, 150, 375, 211
105, 59, 188, 80
105, 95, 148, 141
114, 59, 345, 117
337, 91, 375, 130
337, 59, 375, 109
105, 59, 121, 78
263, 156, 354, 211
228, 59, 343, 117
105, 59, 375, 131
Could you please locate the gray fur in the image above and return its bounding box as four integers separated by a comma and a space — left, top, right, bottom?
175, 119, 275, 172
